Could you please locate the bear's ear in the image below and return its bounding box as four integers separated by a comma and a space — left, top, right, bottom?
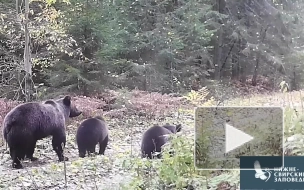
176, 124, 182, 132
63, 96, 71, 106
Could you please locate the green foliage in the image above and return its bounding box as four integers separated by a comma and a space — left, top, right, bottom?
283, 51, 304, 89
49, 0, 218, 93
194, 121, 214, 169
3, 0, 304, 97
184, 87, 216, 106
159, 135, 200, 188
284, 106, 304, 155
122, 135, 210, 189
279, 81, 289, 92
44, 60, 107, 97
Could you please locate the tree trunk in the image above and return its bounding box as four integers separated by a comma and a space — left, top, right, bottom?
252, 26, 268, 86
291, 65, 297, 91
24, 0, 32, 102
213, 0, 225, 80
213, 28, 223, 80
252, 56, 260, 86
231, 44, 239, 80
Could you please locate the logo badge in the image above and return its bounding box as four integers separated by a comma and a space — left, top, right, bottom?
241, 156, 304, 189
254, 160, 271, 182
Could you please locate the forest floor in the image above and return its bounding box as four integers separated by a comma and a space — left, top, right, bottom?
0, 89, 303, 190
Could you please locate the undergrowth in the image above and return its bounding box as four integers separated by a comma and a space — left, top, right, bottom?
0, 88, 304, 189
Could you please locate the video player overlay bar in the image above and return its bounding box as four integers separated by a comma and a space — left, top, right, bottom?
194, 106, 283, 170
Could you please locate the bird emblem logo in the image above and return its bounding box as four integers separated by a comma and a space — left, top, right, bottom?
254, 160, 271, 182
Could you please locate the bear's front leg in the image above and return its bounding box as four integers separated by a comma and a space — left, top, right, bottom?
52, 130, 69, 162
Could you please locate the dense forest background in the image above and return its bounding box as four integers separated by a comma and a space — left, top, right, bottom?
0, 0, 304, 100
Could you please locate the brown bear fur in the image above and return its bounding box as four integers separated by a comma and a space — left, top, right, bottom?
141, 124, 182, 159
162, 123, 182, 133
76, 116, 109, 158
2, 96, 82, 169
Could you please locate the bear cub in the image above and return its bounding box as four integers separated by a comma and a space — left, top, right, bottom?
162, 123, 182, 133
76, 116, 109, 158
141, 123, 182, 159
2, 96, 82, 169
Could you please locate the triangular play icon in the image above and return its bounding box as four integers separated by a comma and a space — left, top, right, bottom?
225, 123, 254, 153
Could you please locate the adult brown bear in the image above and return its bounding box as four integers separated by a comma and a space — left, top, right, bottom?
76, 116, 109, 158
141, 124, 182, 159
2, 96, 82, 169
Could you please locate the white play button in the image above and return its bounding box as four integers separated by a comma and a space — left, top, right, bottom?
225, 123, 254, 153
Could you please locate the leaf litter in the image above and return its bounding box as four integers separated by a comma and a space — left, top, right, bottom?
0, 89, 303, 189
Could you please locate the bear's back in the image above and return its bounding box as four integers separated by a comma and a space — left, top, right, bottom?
162, 125, 177, 133
162, 123, 182, 134
141, 125, 173, 157
142, 125, 172, 140
3, 101, 65, 139
77, 118, 108, 143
